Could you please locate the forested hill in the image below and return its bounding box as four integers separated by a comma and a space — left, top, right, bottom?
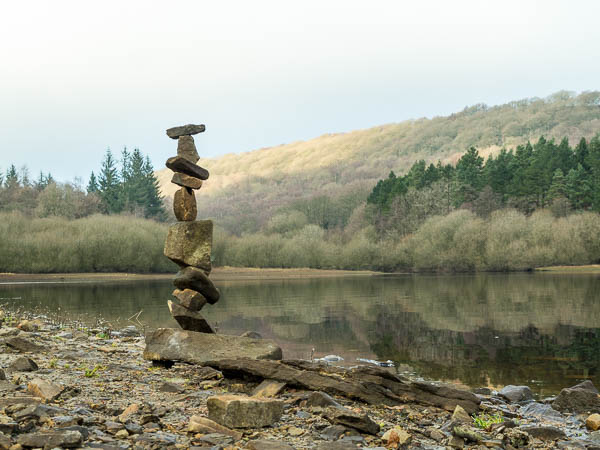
157, 91, 600, 234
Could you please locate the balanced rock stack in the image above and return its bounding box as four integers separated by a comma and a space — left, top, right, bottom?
163, 124, 219, 334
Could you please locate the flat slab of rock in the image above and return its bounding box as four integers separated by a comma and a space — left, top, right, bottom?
247, 440, 296, 450
18, 430, 82, 448
168, 300, 214, 333
172, 289, 207, 311
164, 221, 212, 273
173, 187, 197, 222
188, 415, 242, 440
324, 407, 380, 435
252, 380, 286, 398
9, 356, 38, 372
172, 172, 203, 190
207, 394, 283, 428
518, 425, 566, 440
143, 328, 283, 364
177, 135, 200, 162
27, 378, 64, 402
173, 266, 219, 303
6, 336, 44, 353
166, 124, 205, 139
166, 156, 209, 180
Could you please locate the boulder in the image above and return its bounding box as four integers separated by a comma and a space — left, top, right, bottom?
173, 266, 219, 303
499, 385, 534, 403
207, 394, 283, 428
588, 413, 600, 431
171, 172, 203, 190
164, 221, 212, 273
177, 135, 200, 162
27, 378, 64, 402
8, 357, 38, 372
143, 328, 283, 364
188, 415, 242, 440
166, 156, 209, 180
6, 336, 44, 353
324, 407, 380, 435
17, 430, 82, 448
252, 380, 286, 398
166, 123, 205, 139
451, 404, 471, 423
167, 300, 214, 333
172, 289, 206, 311
553, 381, 600, 413
173, 187, 197, 222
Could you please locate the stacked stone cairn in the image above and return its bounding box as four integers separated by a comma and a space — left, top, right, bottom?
163, 123, 219, 334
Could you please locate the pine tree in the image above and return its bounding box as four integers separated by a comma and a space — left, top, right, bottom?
5, 165, 19, 189
87, 171, 99, 193
548, 169, 567, 199
142, 155, 167, 220
98, 149, 122, 213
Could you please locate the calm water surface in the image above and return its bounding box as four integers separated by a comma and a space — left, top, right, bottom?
1, 272, 599, 396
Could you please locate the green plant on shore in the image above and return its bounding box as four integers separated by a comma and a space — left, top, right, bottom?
48, 358, 58, 368
473, 413, 503, 430
83, 365, 104, 378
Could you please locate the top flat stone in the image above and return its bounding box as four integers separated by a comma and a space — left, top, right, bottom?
167, 124, 206, 139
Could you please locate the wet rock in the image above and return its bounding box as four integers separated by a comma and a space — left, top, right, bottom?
188, 415, 242, 440
519, 401, 564, 421
166, 123, 205, 139
159, 381, 184, 393
171, 172, 203, 190
176, 135, 200, 162
588, 413, 600, 431
382, 426, 411, 447
173, 187, 197, 221
168, 300, 214, 333
252, 380, 286, 398
17, 430, 82, 448
552, 381, 600, 413
166, 156, 209, 181
324, 407, 380, 435
8, 357, 38, 372
6, 337, 44, 353
164, 221, 212, 273
172, 289, 206, 311
499, 385, 534, 403
27, 378, 64, 402
144, 328, 283, 364
307, 391, 342, 409
173, 266, 219, 303
246, 440, 296, 450
451, 404, 471, 423
241, 331, 263, 339
518, 425, 566, 440
207, 394, 283, 428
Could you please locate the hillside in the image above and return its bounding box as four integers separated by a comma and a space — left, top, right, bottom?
157, 91, 600, 234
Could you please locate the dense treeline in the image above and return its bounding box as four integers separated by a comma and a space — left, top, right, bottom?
367, 136, 600, 237
0, 148, 165, 220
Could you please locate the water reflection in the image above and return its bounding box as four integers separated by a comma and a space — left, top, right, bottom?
1, 272, 599, 395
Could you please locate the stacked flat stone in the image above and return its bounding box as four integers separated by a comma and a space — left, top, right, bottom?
163, 124, 219, 333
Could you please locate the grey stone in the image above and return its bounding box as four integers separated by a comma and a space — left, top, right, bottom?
307, 391, 342, 409
572, 380, 599, 393
164, 221, 212, 273
207, 394, 284, 428
518, 425, 566, 441
197, 432, 234, 446
172, 289, 207, 311
188, 415, 242, 440
168, 300, 214, 333
159, 381, 184, 393
499, 385, 534, 403
166, 123, 205, 139
324, 407, 380, 435
143, 328, 283, 364
177, 135, 200, 162
316, 442, 359, 450
320, 424, 347, 440
171, 172, 203, 190
8, 357, 38, 372
6, 336, 44, 353
166, 156, 209, 180
246, 440, 296, 450
519, 402, 564, 421
173, 187, 197, 221
17, 430, 82, 448
173, 266, 219, 303
553, 385, 600, 413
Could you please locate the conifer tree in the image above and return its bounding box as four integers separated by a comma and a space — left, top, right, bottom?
98, 149, 122, 213
87, 171, 99, 193
5, 165, 19, 189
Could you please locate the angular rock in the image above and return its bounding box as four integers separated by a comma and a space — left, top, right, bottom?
166, 156, 209, 180
166, 123, 205, 139
173, 187, 197, 221
27, 378, 64, 402
159, 381, 184, 393
518, 425, 566, 441
188, 415, 242, 440
451, 404, 471, 423
6, 336, 44, 353
553, 383, 600, 413
8, 357, 38, 372
177, 135, 200, 163
164, 221, 212, 273
588, 413, 600, 431
118, 403, 139, 423
316, 443, 359, 450
17, 430, 82, 448
197, 433, 234, 446
207, 394, 283, 428
252, 380, 286, 398
173, 266, 219, 303
143, 328, 283, 364
572, 380, 599, 393
306, 391, 342, 408
172, 289, 207, 311
382, 427, 412, 447
167, 300, 214, 333
499, 385, 534, 403
324, 407, 380, 435
320, 424, 347, 440
246, 440, 296, 450
171, 172, 203, 190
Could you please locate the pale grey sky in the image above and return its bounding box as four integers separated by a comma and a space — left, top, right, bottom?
1, 0, 599, 181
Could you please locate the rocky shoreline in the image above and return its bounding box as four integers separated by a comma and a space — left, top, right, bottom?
0, 312, 599, 449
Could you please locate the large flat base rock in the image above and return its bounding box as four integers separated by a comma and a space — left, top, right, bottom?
143, 328, 283, 364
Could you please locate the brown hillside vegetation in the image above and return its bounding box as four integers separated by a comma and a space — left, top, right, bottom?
157, 91, 600, 234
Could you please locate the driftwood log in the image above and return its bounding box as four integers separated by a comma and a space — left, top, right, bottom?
203, 358, 481, 414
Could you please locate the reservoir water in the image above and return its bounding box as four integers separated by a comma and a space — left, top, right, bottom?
1, 272, 599, 396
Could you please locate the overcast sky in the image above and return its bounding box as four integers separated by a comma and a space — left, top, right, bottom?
1, 0, 599, 182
